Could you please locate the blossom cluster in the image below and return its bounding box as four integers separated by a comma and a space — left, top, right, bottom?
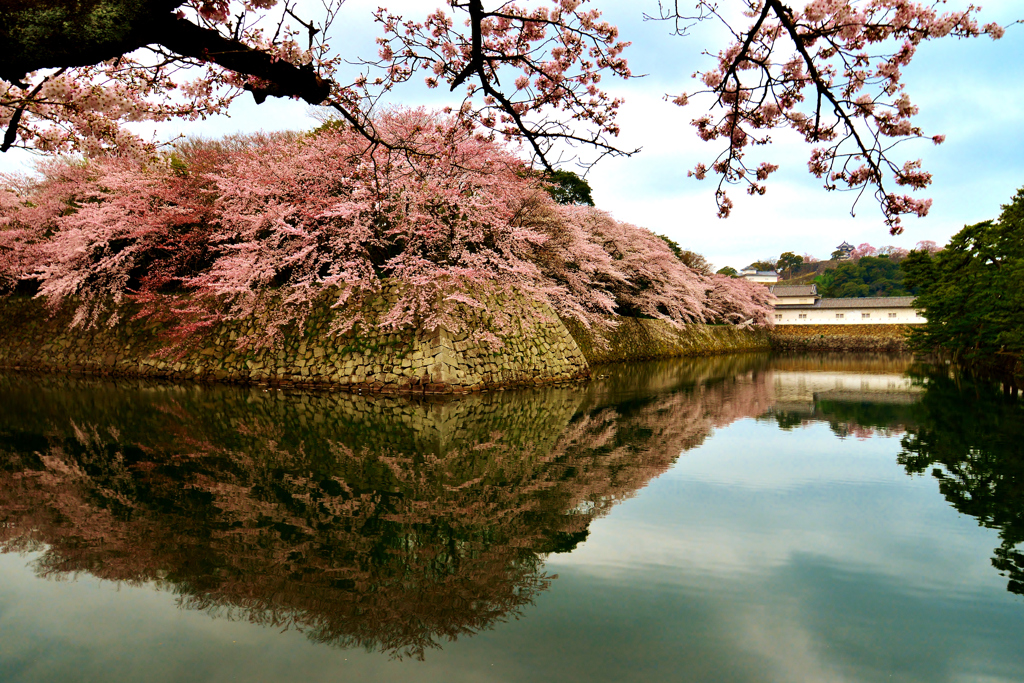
369, 0, 632, 164
672, 0, 1005, 232
0, 110, 773, 346
1, 0, 335, 157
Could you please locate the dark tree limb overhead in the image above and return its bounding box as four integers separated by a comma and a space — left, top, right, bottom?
0, 0, 331, 104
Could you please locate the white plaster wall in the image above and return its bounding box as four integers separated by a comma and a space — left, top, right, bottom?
771, 371, 920, 402
772, 307, 925, 325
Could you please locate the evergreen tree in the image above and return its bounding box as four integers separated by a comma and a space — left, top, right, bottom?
903, 187, 1024, 365
542, 170, 595, 206
777, 251, 803, 279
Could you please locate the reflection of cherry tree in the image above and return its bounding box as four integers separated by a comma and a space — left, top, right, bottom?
0, 359, 774, 657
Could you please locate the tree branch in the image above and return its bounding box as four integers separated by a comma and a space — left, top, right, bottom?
154, 15, 331, 105
0, 1, 332, 106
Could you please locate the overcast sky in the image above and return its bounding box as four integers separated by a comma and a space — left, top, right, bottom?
2, 0, 1021, 271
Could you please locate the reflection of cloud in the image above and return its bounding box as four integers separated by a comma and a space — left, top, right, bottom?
735, 602, 849, 683
551, 421, 1006, 596
1, 354, 1022, 681
0, 358, 777, 659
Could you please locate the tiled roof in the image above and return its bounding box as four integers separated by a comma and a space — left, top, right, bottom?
818, 296, 916, 309
769, 284, 817, 296
776, 296, 918, 310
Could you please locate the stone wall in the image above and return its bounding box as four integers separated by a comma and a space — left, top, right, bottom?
769, 324, 915, 352
0, 289, 777, 392
562, 316, 771, 365
0, 289, 589, 394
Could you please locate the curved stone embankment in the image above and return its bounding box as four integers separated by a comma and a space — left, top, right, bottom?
0, 292, 772, 393
0, 291, 588, 394
768, 324, 915, 352
563, 316, 770, 364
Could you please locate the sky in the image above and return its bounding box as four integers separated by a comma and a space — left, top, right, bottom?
2, 0, 1022, 272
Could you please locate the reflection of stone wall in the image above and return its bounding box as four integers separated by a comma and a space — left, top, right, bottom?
0, 358, 777, 659
1, 354, 943, 657
0, 376, 595, 659
562, 317, 770, 364
765, 352, 915, 375
0, 289, 589, 394
769, 324, 912, 351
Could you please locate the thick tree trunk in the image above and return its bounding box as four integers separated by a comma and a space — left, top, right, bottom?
0, 0, 330, 104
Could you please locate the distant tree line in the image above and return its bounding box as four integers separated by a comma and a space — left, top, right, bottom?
816, 256, 914, 298
716, 243, 938, 296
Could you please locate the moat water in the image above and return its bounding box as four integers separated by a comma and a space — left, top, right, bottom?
0, 354, 1021, 682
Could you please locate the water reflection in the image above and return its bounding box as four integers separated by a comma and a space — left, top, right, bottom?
0, 354, 770, 659
0, 352, 1020, 665
897, 369, 1024, 596
759, 353, 920, 439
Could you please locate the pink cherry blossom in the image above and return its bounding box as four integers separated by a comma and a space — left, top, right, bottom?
663, 0, 1004, 232
0, 110, 773, 347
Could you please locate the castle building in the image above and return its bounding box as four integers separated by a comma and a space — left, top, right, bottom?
835, 241, 855, 260
769, 284, 925, 325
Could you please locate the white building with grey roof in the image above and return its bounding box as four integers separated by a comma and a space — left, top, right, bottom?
769, 284, 925, 325
739, 266, 779, 283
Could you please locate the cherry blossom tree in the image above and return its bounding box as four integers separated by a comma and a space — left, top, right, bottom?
655, 0, 1006, 232
705, 273, 776, 326
876, 244, 909, 260
1, 1, 1011, 227
0, 0, 633, 169
0, 1, 340, 156
851, 241, 878, 259
0, 109, 773, 340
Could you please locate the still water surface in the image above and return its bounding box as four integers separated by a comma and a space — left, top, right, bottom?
0, 354, 1021, 682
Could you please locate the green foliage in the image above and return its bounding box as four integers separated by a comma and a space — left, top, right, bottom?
777, 251, 803, 279
310, 117, 347, 136
656, 234, 684, 260
678, 250, 712, 274
898, 370, 1024, 595
654, 235, 711, 274
748, 260, 776, 272
816, 255, 912, 298
717, 266, 739, 277
903, 187, 1024, 364
168, 153, 189, 177
542, 170, 595, 206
